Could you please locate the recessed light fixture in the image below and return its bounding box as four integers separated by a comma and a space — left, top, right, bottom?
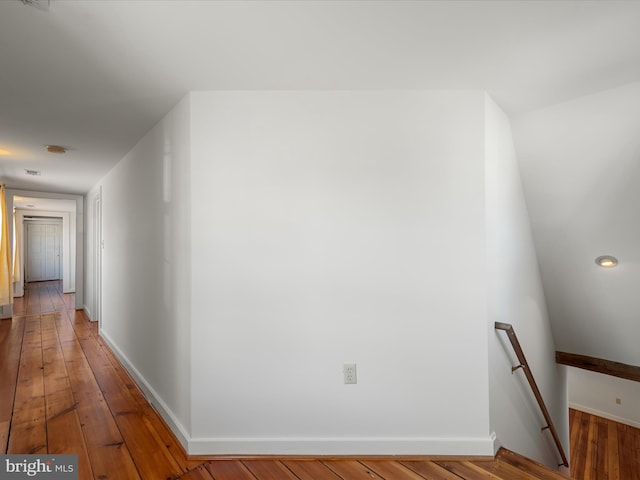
595, 255, 618, 268
45, 145, 66, 154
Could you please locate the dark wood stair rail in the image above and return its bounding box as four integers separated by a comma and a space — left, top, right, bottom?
494, 322, 569, 468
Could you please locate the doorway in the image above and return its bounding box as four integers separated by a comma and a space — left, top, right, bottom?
6, 191, 84, 310
25, 219, 63, 282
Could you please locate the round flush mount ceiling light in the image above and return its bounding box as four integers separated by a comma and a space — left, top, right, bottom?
595, 255, 618, 268
45, 145, 66, 154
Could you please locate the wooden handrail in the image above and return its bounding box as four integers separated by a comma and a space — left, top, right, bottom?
495, 322, 569, 468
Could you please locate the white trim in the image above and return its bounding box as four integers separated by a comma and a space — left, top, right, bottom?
570, 403, 640, 429
186, 436, 496, 457
99, 329, 190, 451
490, 431, 501, 455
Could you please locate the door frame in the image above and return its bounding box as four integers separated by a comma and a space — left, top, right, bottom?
24, 217, 63, 282
92, 188, 102, 327
6, 189, 84, 310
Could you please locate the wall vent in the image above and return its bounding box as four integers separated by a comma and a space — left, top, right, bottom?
24, 169, 41, 176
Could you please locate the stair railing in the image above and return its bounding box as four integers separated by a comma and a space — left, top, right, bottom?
494, 322, 569, 468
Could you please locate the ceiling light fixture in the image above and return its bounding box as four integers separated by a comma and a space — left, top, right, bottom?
595, 255, 618, 268
45, 145, 66, 154
0, 148, 11, 156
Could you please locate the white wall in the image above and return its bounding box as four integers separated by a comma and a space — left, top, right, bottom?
188, 91, 493, 455
485, 95, 569, 468
569, 367, 640, 428
89, 89, 569, 458
91, 95, 192, 445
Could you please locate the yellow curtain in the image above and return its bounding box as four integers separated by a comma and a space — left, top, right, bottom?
0, 185, 12, 305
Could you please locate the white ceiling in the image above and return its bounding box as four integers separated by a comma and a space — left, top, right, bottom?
1, 0, 639, 364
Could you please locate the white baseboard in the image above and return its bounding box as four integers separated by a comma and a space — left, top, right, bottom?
570, 402, 640, 429
0, 304, 12, 319
99, 329, 191, 452
187, 436, 496, 457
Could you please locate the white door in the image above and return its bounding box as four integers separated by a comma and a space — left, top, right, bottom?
26, 222, 62, 281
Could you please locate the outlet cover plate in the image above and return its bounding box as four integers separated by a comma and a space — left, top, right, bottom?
343, 363, 357, 384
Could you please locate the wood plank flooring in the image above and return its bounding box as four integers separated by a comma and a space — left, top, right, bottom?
2, 281, 639, 479
181, 449, 571, 480
2, 281, 202, 479
570, 408, 640, 480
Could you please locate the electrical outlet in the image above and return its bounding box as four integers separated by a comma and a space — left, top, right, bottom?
343, 363, 357, 384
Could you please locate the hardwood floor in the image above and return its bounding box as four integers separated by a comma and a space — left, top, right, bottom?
179, 449, 570, 480
570, 408, 640, 480
2, 281, 639, 479
2, 281, 202, 479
